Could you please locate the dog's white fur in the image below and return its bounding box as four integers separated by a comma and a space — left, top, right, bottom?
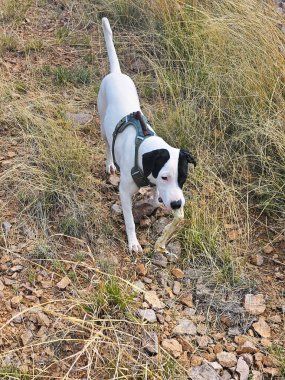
98, 18, 185, 252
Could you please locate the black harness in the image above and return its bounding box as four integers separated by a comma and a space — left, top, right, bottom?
112, 111, 156, 188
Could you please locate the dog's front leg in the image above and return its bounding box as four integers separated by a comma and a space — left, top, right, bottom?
119, 181, 142, 253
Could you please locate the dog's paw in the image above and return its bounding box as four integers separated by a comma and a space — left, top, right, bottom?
128, 239, 143, 253
106, 163, 116, 175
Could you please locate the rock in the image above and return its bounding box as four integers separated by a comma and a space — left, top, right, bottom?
263, 244, 273, 254
161, 338, 182, 358
0, 280, 5, 291
142, 331, 158, 355
137, 309, 157, 323
252, 317, 271, 338
66, 111, 93, 125
241, 353, 253, 366
173, 281, 181, 295
263, 367, 281, 376
173, 319, 197, 335
21, 330, 33, 346
10, 265, 23, 272
135, 263, 147, 276
197, 335, 213, 348
180, 293, 193, 308
260, 337, 271, 347
190, 355, 204, 367
244, 294, 266, 315
197, 323, 207, 335
153, 217, 170, 235
111, 203, 122, 216
171, 268, 184, 279
133, 198, 158, 223
144, 291, 165, 310
56, 276, 71, 290
133, 280, 145, 292
221, 370, 232, 380
2, 221, 12, 234
108, 174, 120, 187
209, 361, 223, 372
167, 240, 181, 257
36, 312, 50, 327
251, 370, 262, 380
11, 295, 23, 308
188, 363, 222, 379
216, 351, 237, 368
236, 357, 249, 380
228, 327, 242, 337
143, 277, 152, 284
250, 254, 264, 266
202, 352, 216, 362
178, 336, 194, 352
156, 313, 164, 324
152, 252, 168, 268
268, 314, 282, 323
236, 341, 258, 354
262, 355, 279, 367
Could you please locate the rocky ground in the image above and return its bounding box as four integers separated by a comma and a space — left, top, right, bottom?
0, 1, 285, 379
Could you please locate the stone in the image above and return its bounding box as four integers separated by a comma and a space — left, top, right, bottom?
133, 280, 145, 292
144, 291, 165, 310
236, 357, 249, 380
56, 276, 71, 289
111, 203, 122, 216
36, 312, 50, 327
0, 280, 4, 291
137, 309, 157, 323
209, 361, 223, 372
262, 355, 279, 367
228, 327, 242, 337
66, 111, 93, 125
197, 323, 207, 335
197, 335, 213, 348
244, 294, 266, 315
216, 351, 237, 368
236, 341, 258, 354
180, 293, 193, 308
10, 265, 23, 272
153, 217, 170, 235
252, 317, 271, 338
108, 174, 120, 187
173, 319, 197, 335
2, 221, 12, 234
188, 363, 222, 379
250, 254, 264, 266
171, 268, 184, 279
173, 281, 181, 295
263, 244, 273, 254
133, 198, 159, 223
251, 371, 262, 380
135, 263, 147, 276
190, 355, 204, 367
260, 338, 271, 347
263, 367, 281, 376
161, 338, 182, 358
21, 330, 33, 346
167, 240, 181, 257
11, 295, 23, 308
221, 370, 232, 380
241, 353, 253, 366
152, 252, 168, 268
142, 331, 158, 355
178, 336, 194, 352
268, 314, 282, 323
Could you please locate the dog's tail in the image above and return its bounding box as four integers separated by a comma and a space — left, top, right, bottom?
102, 17, 121, 73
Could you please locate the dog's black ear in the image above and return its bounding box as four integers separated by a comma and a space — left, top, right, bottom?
180, 149, 197, 167
142, 149, 170, 178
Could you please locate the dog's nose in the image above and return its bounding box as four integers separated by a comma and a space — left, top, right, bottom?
170, 200, 182, 209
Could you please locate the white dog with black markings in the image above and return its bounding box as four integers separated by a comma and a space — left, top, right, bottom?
98, 18, 196, 253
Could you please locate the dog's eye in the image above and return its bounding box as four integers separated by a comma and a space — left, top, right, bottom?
161, 176, 168, 181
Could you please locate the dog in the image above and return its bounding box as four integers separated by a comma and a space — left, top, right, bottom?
97, 18, 196, 253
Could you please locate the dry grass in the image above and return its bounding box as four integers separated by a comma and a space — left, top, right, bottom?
0, 0, 284, 378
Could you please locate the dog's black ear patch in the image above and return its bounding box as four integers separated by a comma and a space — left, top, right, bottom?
143, 149, 170, 178
178, 149, 196, 189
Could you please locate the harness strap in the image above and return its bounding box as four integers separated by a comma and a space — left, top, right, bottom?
112, 111, 155, 188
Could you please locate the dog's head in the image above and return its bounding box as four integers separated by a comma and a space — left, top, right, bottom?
142, 148, 196, 210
